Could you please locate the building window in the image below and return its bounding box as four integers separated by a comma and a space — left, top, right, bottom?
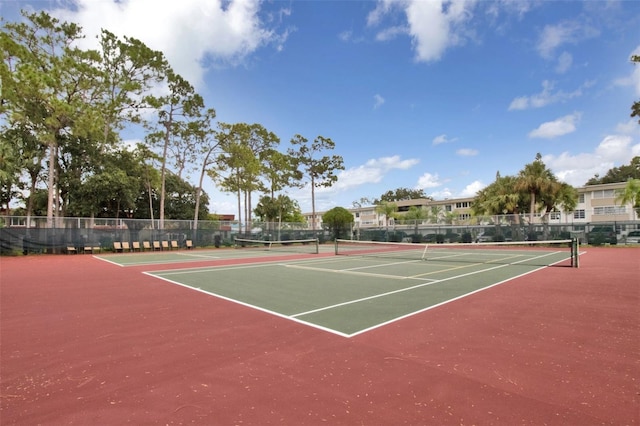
573, 210, 585, 219
458, 213, 471, 220
592, 189, 615, 199
550, 211, 561, 220
445, 205, 452, 212
578, 194, 585, 203
10, 217, 27, 227
455, 201, 469, 208
594, 206, 626, 215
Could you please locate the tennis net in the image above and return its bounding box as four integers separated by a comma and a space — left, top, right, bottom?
234, 237, 320, 254
335, 239, 578, 267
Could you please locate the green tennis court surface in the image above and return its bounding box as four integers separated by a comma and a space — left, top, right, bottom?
96, 247, 323, 266
145, 244, 574, 337
95, 238, 325, 266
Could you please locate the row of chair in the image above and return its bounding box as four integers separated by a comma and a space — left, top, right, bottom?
113, 240, 193, 252
66, 244, 101, 254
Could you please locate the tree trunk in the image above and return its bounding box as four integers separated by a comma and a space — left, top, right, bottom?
46, 142, 57, 228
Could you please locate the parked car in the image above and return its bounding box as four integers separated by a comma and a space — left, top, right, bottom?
587, 226, 618, 245
624, 230, 640, 244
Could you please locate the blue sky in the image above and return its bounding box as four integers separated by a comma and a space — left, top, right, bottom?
3, 0, 640, 217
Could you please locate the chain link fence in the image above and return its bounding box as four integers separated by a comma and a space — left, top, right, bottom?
1, 215, 638, 254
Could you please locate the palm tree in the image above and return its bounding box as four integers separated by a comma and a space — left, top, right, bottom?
472, 173, 527, 240
375, 201, 398, 241
617, 178, 640, 218
538, 181, 578, 239
515, 153, 556, 230
404, 206, 428, 239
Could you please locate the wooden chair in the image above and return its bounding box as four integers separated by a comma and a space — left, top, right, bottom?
171, 240, 179, 250
185, 240, 193, 250
85, 244, 100, 254
161, 240, 169, 250
143, 241, 151, 251
132, 241, 141, 251
152, 241, 161, 251
113, 241, 123, 252
122, 241, 131, 252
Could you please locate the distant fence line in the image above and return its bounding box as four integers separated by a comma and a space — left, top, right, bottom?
1, 215, 639, 254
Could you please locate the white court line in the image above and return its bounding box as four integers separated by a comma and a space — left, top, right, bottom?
291, 250, 566, 319
149, 255, 337, 275
145, 249, 572, 338
283, 263, 422, 281
143, 271, 352, 338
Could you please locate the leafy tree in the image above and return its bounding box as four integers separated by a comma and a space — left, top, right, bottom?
186, 108, 218, 229
238, 123, 280, 232
216, 126, 255, 231
352, 197, 374, 208
617, 178, 640, 217
262, 149, 302, 200
375, 188, 430, 203
1, 11, 106, 226
0, 135, 20, 215
473, 156, 577, 239
78, 168, 138, 218
322, 207, 354, 240
586, 156, 640, 185
288, 134, 344, 230
146, 69, 203, 229
162, 173, 209, 220
96, 29, 167, 144
254, 194, 304, 239
215, 123, 276, 233
472, 172, 527, 227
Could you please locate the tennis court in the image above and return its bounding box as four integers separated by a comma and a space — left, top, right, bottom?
141, 239, 577, 336
96, 237, 325, 267
1, 241, 637, 425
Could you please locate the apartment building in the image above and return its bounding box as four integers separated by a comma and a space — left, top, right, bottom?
304, 182, 638, 230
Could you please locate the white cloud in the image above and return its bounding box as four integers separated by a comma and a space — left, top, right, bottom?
373, 94, 385, 109
543, 134, 640, 186
456, 148, 478, 156
614, 45, 640, 96
49, 0, 289, 88
508, 80, 591, 111
555, 51, 573, 74
459, 180, 485, 197
367, 0, 477, 62
432, 134, 457, 145
528, 112, 582, 139
312, 155, 419, 195
616, 118, 640, 136
416, 172, 445, 189
428, 188, 454, 199
536, 20, 599, 59
366, 155, 419, 170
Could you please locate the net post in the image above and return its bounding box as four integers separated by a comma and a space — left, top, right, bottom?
572, 238, 580, 268
334, 239, 339, 255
